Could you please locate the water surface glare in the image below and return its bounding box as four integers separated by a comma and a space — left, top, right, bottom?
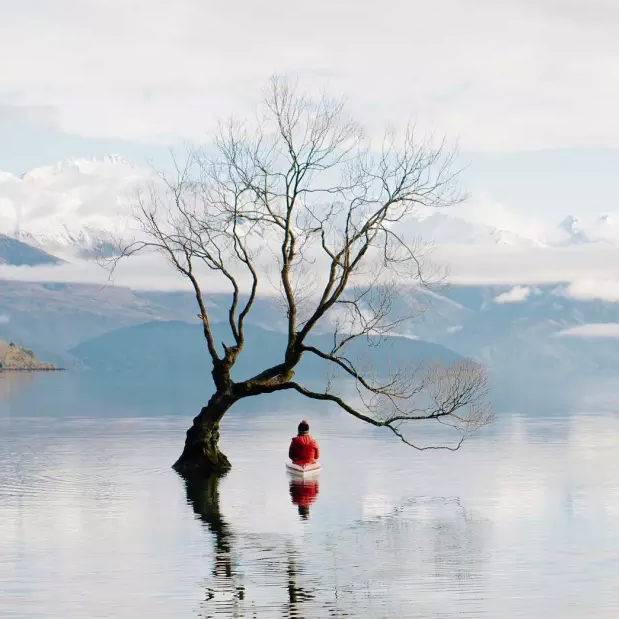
1, 376, 618, 617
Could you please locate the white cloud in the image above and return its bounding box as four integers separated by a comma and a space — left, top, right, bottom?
457, 194, 547, 241
0, 314, 9, 324
0, 254, 197, 292
431, 244, 619, 292
1, 0, 618, 151
389, 332, 420, 340
554, 323, 619, 338
0, 251, 281, 294
493, 286, 532, 304
3, 155, 619, 296
6, 240, 619, 299
556, 279, 619, 303
0, 156, 149, 244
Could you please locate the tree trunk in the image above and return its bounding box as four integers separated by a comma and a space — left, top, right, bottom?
173, 392, 235, 477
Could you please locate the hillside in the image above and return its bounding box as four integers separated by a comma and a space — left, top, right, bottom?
0, 234, 62, 266
1, 279, 619, 409
0, 281, 183, 356
0, 339, 58, 371
69, 320, 462, 385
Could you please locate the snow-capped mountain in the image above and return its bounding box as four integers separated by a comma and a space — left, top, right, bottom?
544, 213, 619, 246
1, 155, 618, 258
550, 215, 590, 245
403, 209, 619, 248
0, 156, 151, 257
403, 212, 543, 247
580, 213, 619, 244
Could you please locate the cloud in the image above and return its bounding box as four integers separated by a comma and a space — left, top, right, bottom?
5, 241, 619, 301
0, 252, 280, 294
0, 168, 148, 241
4, 168, 619, 298
431, 244, 619, 292
1, 0, 618, 151
0, 313, 9, 324
493, 286, 532, 304
0, 104, 57, 128
456, 194, 547, 240
555, 279, 619, 303
554, 323, 619, 338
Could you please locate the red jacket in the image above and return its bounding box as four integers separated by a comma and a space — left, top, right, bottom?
288, 434, 320, 465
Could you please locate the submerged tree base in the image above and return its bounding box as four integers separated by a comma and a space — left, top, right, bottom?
172, 450, 232, 477
172, 402, 233, 477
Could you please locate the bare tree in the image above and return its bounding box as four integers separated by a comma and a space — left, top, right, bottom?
114, 77, 492, 476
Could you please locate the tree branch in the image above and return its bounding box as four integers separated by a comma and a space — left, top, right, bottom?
108, 75, 491, 452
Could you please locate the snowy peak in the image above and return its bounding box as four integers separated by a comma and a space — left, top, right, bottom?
558, 215, 579, 235
2, 155, 619, 259
545, 213, 619, 246
553, 215, 589, 245
411, 209, 619, 249
0, 156, 151, 257
406, 212, 542, 247
20, 155, 139, 183
588, 213, 619, 243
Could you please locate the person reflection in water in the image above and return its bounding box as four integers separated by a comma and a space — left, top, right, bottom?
288, 419, 320, 465
289, 478, 320, 520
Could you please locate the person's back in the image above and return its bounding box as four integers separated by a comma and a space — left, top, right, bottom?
289, 420, 320, 466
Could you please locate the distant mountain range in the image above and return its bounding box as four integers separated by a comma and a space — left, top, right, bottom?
2, 156, 619, 261
1, 156, 618, 411
69, 320, 461, 386
0, 280, 617, 411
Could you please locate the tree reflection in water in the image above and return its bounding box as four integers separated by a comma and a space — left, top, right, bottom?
184, 473, 488, 618
184, 473, 245, 610
184, 472, 318, 618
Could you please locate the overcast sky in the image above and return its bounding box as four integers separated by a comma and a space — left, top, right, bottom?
2, 0, 617, 148
1, 0, 618, 222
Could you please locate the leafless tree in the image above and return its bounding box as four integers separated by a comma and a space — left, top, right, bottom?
114, 77, 492, 476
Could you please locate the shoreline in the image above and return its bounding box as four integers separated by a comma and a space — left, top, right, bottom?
0, 367, 66, 372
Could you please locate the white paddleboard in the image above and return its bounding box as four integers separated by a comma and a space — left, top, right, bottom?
286, 462, 322, 477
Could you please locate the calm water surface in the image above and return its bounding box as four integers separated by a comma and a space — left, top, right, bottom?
1, 373, 618, 618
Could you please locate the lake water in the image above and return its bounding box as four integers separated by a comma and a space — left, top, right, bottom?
1, 372, 618, 618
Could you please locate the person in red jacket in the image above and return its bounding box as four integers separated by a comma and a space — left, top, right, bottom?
288, 420, 320, 466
